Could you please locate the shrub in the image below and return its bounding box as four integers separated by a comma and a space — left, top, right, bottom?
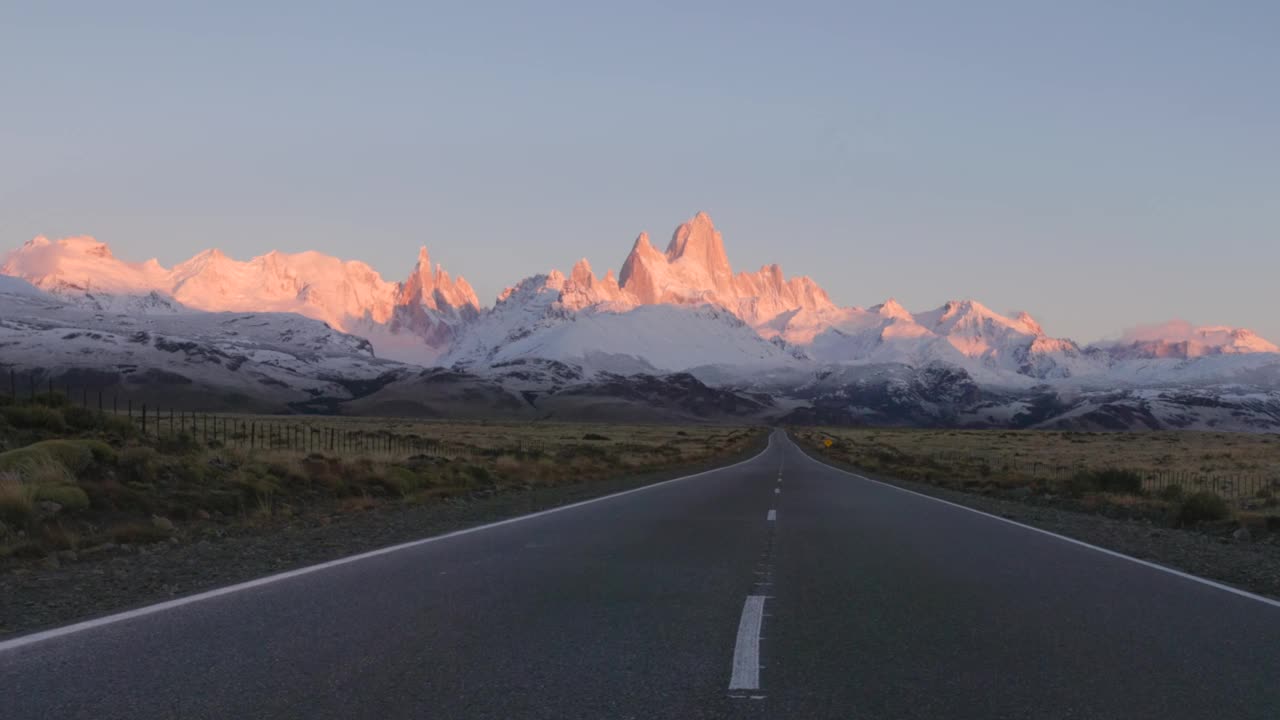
109, 522, 171, 544
230, 470, 278, 502
1062, 472, 1096, 497
0, 404, 66, 433
379, 466, 427, 496
1067, 469, 1145, 496
0, 446, 48, 474
165, 456, 207, 484
465, 464, 494, 485
1157, 484, 1184, 502
118, 446, 158, 483
0, 449, 74, 485
1174, 491, 1231, 527
62, 405, 100, 430
78, 439, 118, 465
156, 432, 199, 454
0, 474, 35, 525
1090, 469, 1144, 494
27, 440, 95, 473
32, 392, 69, 408
33, 484, 91, 511
98, 414, 138, 439
40, 523, 81, 550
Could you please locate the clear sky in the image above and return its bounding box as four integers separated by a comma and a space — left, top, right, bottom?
3, 1, 1277, 343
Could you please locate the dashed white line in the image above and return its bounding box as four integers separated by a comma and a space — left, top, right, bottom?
729, 595, 767, 690
766, 509, 776, 522
774, 487, 781, 495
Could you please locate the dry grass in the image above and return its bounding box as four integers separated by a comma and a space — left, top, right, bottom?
1, 412, 764, 561
0, 472, 36, 525
795, 426, 1280, 520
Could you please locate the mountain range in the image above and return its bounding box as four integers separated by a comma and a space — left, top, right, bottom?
3, 213, 1279, 430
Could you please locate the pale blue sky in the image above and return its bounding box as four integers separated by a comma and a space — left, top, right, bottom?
3, 1, 1277, 343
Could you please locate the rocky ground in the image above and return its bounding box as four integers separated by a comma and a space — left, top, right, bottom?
0, 439, 767, 639
796, 442, 1280, 601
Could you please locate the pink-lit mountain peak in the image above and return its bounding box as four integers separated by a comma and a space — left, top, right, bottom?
1, 235, 479, 338
611, 212, 838, 325
1112, 320, 1280, 358
398, 245, 480, 312
664, 211, 732, 279
1, 235, 168, 294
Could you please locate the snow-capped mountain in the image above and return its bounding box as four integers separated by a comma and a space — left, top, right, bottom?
1098, 320, 1280, 360
0, 275, 405, 412
4, 213, 1280, 430
441, 268, 797, 375
1, 236, 479, 363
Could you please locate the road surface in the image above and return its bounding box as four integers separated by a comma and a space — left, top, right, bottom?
3, 430, 1278, 718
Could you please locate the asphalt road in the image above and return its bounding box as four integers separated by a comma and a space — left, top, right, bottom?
3, 430, 1278, 719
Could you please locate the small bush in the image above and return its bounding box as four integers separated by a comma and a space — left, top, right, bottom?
118, 446, 158, 483
1062, 473, 1097, 497
1067, 469, 1145, 496
379, 466, 428, 496
230, 470, 278, 502
1157, 484, 1184, 502
27, 440, 94, 473
464, 464, 494, 485
166, 457, 207, 484
0, 404, 67, 432
582, 433, 610, 441
79, 439, 118, 465
0, 450, 74, 485
109, 522, 171, 544
0, 446, 49, 474
156, 432, 199, 454
32, 392, 69, 408
0, 474, 35, 524
98, 414, 138, 439
1091, 469, 1144, 494
40, 523, 81, 551
62, 405, 100, 431
33, 484, 91, 511
1175, 491, 1231, 527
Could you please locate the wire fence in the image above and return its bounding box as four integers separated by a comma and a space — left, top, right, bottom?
1, 371, 500, 460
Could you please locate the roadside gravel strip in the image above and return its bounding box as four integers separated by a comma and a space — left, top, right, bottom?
0, 436, 768, 639
792, 435, 1280, 601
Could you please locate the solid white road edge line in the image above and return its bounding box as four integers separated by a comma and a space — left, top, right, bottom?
767, 509, 777, 522
0, 434, 781, 654
729, 595, 767, 690
790, 435, 1280, 610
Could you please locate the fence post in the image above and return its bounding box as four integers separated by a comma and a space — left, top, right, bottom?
141, 404, 148, 436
